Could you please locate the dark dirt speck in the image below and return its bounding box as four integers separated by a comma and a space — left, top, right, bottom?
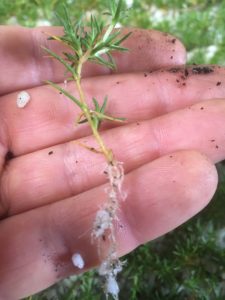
192, 66, 214, 75
168, 67, 180, 73
184, 69, 189, 77
48, 151, 53, 155
216, 81, 221, 86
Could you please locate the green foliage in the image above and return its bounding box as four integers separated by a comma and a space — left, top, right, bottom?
45, 2, 130, 73
43, 1, 129, 164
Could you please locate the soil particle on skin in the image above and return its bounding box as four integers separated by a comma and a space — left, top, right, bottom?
169, 65, 214, 80
216, 81, 222, 86
170, 56, 173, 59
48, 151, 53, 155
210, 139, 215, 142
200, 107, 204, 110
116, 81, 120, 84
144, 73, 147, 77
168, 66, 214, 89
191, 66, 214, 75
184, 69, 189, 77
168, 67, 180, 73
215, 145, 219, 149
167, 38, 176, 44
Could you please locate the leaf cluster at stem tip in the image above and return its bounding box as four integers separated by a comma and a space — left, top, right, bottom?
43, 0, 131, 77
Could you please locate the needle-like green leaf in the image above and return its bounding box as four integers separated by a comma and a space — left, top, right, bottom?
42, 46, 76, 76
45, 80, 83, 109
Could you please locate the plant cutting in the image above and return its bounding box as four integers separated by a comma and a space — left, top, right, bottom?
43, 0, 131, 298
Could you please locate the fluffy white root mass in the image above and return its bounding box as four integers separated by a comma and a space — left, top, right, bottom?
92, 161, 126, 300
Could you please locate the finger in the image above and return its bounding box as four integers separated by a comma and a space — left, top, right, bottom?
0, 150, 217, 299
0, 26, 186, 95
1, 98, 224, 217
1, 65, 225, 156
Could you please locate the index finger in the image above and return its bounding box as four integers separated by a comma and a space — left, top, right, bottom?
0, 26, 186, 95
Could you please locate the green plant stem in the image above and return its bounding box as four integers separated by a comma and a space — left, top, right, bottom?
74, 62, 113, 164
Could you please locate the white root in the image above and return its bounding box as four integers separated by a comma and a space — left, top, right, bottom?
92, 209, 113, 238
92, 160, 126, 300
16, 91, 31, 108
106, 275, 120, 299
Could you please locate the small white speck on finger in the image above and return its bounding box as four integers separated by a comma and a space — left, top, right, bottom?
17, 91, 31, 108
71, 253, 85, 269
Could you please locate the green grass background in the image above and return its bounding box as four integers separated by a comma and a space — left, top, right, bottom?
1, 0, 225, 299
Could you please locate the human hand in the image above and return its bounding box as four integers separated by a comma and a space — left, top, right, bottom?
0, 26, 224, 299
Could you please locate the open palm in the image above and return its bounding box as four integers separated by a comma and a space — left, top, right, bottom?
0, 26, 224, 299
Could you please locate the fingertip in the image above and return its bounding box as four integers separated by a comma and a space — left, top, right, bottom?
120, 28, 187, 71
153, 30, 187, 66
118, 150, 218, 254
179, 150, 218, 210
